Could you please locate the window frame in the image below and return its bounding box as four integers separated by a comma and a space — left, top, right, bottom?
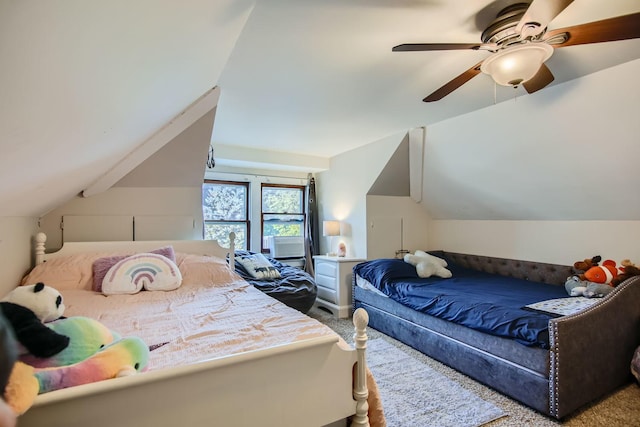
202, 179, 251, 250
260, 183, 306, 253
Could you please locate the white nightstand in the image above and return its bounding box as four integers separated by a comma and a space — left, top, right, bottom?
313, 255, 365, 319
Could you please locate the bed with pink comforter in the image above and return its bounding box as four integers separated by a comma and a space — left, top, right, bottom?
14, 239, 384, 427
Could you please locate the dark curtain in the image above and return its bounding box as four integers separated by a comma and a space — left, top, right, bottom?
304, 174, 319, 276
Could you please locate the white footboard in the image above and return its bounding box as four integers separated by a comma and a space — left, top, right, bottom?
18, 316, 370, 427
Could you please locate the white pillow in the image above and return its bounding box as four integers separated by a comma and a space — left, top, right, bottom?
102, 253, 182, 295
236, 253, 281, 280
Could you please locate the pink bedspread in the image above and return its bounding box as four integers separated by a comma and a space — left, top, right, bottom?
60, 268, 334, 371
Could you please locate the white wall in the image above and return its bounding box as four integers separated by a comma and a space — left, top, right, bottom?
429, 220, 640, 266
0, 217, 38, 296
40, 187, 203, 250
366, 195, 431, 260
421, 59, 640, 265
423, 59, 640, 221
319, 61, 640, 265
40, 168, 311, 253
316, 131, 405, 258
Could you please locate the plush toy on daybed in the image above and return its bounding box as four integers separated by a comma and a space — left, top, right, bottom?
0, 283, 149, 415
404, 251, 452, 279
564, 276, 615, 298
611, 259, 640, 287
564, 257, 640, 298
572, 255, 602, 278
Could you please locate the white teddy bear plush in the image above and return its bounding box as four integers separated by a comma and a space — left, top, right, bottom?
404, 251, 452, 279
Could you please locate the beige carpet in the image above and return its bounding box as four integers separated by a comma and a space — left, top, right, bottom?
366, 338, 505, 426
307, 306, 640, 427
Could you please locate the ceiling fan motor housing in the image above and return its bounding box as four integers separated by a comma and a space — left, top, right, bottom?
391, 0, 640, 101
481, 3, 538, 45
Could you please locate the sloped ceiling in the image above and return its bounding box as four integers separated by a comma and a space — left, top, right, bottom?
0, 0, 254, 217
1, 0, 639, 218
213, 0, 640, 156
114, 109, 217, 188
368, 135, 410, 197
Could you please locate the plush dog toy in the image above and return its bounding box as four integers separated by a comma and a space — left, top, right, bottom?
564, 276, 614, 298
0, 283, 69, 358
404, 251, 452, 279
4, 336, 149, 414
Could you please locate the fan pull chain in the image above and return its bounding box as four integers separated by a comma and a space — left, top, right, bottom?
493, 82, 497, 104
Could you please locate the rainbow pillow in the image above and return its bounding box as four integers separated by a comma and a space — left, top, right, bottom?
102, 253, 182, 295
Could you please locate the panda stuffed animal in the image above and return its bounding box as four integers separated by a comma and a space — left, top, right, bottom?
0, 283, 69, 358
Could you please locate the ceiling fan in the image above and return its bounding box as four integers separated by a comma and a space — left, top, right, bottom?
392, 0, 640, 102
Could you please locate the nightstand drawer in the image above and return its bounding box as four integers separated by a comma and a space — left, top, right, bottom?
313, 256, 365, 319
315, 261, 337, 278
316, 285, 338, 304
315, 273, 337, 290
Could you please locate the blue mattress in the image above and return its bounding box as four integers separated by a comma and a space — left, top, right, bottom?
354, 258, 569, 348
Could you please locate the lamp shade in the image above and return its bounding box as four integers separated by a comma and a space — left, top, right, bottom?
480, 43, 553, 87
322, 220, 340, 237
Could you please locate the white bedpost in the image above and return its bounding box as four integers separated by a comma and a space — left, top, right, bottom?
228, 231, 236, 270
352, 307, 370, 426
35, 232, 47, 265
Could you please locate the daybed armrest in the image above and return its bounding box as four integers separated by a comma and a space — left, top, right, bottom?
548, 276, 640, 419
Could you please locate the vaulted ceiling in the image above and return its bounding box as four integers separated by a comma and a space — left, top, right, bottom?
213, 0, 640, 156
1, 0, 639, 217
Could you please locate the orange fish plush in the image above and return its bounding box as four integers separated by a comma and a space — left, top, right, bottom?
583, 260, 618, 285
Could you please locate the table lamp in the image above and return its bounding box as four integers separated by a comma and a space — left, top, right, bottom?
323, 220, 340, 256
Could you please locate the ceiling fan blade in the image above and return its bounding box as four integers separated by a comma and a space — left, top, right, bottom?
523, 64, 554, 94
393, 43, 488, 52
423, 61, 484, 102
543, 12, 640, 48
516, 0, 574, 38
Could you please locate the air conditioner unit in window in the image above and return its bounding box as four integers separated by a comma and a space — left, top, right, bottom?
265, 236, 305, 258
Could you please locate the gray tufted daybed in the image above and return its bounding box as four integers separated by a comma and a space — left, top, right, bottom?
352, 251, 640, 419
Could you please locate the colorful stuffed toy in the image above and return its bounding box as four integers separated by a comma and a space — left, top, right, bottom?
582, 259, 618, 285
1, 285, 149, 415
19, 316, 120, 368
5, 336, 149, 414
565, 256, 625, 298
404, 251, 452, 279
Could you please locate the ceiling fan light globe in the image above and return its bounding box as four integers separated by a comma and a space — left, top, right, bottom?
480, 43, 554, 87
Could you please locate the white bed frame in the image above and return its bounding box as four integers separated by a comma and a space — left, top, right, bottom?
19, 232, 371, 427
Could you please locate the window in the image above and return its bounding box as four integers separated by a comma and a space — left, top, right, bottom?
202, 180, 249, 250
261, 184, 305, 251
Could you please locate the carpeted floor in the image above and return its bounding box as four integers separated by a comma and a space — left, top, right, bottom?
367, 338, 505, 426
306, 306, 640, 427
